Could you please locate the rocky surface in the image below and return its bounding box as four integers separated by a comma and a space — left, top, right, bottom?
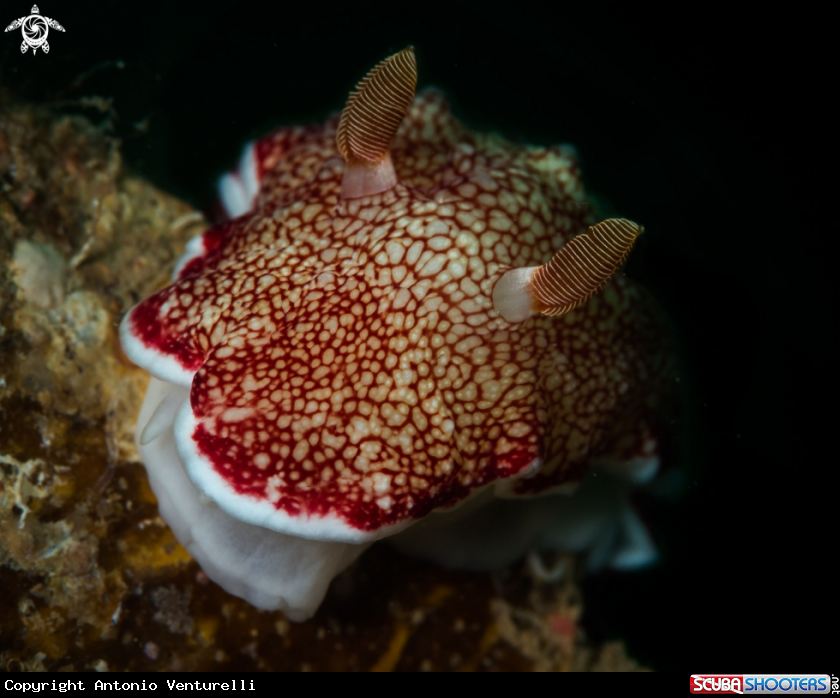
0, 93, 644, 672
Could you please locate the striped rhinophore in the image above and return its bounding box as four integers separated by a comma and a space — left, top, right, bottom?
531, 218, 643, 316
337, 47, 418, 164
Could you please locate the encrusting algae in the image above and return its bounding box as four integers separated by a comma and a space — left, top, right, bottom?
0, 87, 650, 670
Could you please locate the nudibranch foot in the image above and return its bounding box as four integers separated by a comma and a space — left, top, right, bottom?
137, 378, 369, 618
391, 463, 657, 573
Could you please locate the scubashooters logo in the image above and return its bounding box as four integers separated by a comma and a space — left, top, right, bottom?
690, 675, 832, 695
4, 5, 65, 54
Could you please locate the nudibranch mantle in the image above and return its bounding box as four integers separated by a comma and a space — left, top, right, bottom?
120, 53, 673, 617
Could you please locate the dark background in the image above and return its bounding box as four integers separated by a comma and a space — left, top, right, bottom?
2, 1, 831, 672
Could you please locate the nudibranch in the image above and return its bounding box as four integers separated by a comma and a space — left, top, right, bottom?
120, 48, 674, 619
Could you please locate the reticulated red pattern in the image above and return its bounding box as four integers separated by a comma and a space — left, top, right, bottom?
125, 90, 673, 531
